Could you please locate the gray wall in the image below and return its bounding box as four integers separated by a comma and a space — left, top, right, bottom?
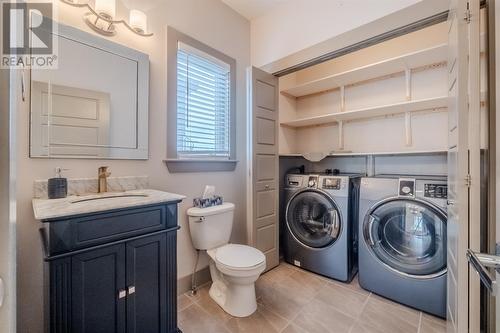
1, 67, 16, 332
278, 153, 447, 255
280, 153, 447, 180
15, 1, 250, 332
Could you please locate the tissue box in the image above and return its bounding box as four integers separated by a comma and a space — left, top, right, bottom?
193, 195, 224, 208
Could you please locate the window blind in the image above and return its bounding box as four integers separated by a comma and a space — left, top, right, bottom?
176, 42, 231, 159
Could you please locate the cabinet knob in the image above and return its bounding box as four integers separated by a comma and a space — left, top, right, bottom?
118, 289, 127, 299
128, 286, 136, 295
265, 185, 270, 189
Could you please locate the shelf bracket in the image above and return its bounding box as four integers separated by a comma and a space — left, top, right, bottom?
405, 68, 412, 101
338, 120, 344, 150
366, 155, 376, 177
340, 86, 345, 112
405, 112, 412, 147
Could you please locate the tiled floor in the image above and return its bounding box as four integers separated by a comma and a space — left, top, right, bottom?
178, 262, 447, 333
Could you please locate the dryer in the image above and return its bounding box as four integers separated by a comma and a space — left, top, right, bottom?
284, 173, 361, 282
358, 175, 447, 318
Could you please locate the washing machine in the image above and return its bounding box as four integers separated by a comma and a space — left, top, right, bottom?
358, 175, 447, 318
284, 173, 361, 282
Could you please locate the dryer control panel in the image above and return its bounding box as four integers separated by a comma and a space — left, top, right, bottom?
424, 184, 448, 199
399, 179, 415, 197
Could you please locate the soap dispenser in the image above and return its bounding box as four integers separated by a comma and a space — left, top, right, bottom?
48, 167, 68, 199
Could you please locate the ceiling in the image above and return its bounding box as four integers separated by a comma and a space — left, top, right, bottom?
120, 0, 165, 12
117, 0, 292, 18
220, 0, 294, 20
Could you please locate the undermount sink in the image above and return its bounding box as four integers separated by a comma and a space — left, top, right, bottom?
70, 192, 149, 204
33, 189, 186, 220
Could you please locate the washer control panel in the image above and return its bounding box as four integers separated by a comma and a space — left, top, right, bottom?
307, 176, 319, 188
424, 184, 448, 199
286, 175, 304, 188
322, 177, 341, 190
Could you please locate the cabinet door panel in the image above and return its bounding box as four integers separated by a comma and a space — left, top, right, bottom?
126, 234, 167, 333
71, 244, 126, 333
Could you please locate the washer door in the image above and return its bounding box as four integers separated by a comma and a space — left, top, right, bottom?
364, 198, 447, 278
286, 189, 341, 248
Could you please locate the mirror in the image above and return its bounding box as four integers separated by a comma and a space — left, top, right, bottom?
30, 22, 149, 159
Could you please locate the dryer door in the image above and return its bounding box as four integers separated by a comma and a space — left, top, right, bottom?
286, 189, 341, 248
364, 198, 447, 278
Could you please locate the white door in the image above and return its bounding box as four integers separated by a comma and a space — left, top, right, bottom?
447, 0, 482, 332
0, 66, 18, 333
247, 66, 279, 271
469, 1, 500, 331
30, 82, 111, 157
496, 2, 500, 330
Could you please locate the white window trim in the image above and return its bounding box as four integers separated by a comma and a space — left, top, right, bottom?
165, 27, 237, 172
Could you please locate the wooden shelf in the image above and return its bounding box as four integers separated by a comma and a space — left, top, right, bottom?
280, 96, 448, 128
279, 150, 447, 158
280, 44, 447, 98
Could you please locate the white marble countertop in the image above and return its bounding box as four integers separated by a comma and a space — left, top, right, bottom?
32, 189, 186, 221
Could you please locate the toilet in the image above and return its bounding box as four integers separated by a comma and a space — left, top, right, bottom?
187, 202, 266, 317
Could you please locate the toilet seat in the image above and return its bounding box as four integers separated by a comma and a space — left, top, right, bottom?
208, 244, 266, 273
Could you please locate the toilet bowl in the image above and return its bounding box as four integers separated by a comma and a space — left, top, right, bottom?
187, 203, 266, 317
207, 244, 266, 317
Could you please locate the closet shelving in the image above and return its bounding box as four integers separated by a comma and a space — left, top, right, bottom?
280, 44, 447, 98
281, 96, 448, 128
279, 42, 450, 155
279, 149, 447, 158
280, 43, 448, 128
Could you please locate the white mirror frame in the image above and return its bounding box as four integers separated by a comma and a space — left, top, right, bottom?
30, 20, 150, 160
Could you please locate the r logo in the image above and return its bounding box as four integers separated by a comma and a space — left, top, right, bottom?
2, 2, 53, 55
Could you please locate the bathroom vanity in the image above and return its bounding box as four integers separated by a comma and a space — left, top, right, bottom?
33, 190, 185, 333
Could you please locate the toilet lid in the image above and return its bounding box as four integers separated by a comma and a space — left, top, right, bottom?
215, 244, 265, 269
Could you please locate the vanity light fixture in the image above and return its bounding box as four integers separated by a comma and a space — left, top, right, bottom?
95, 0, 116, 19
60, 0, 153, 37
129, 9, 147, 34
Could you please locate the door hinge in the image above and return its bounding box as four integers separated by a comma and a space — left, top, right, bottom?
464, 8, 471, 23
21, 68, 26, 102
466, 174, 472, 187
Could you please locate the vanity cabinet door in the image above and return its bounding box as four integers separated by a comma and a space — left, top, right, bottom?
71, 244, 126, 333
125, 234, 167, 333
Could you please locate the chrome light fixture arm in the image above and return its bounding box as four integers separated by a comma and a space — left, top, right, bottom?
60, 0, 153, 37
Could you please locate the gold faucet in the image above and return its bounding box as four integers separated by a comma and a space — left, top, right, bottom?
98, 166, 111, 193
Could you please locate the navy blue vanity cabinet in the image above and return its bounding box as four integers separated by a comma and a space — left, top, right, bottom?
41, 202, 181, 333
71, 244, 127, 333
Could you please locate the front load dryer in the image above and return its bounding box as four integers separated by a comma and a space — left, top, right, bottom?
358, 175, 447, 318
284, 173, 361, 282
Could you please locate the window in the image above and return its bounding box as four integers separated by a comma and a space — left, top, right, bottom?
166, 27, 236, 172
176, 43, 230, 159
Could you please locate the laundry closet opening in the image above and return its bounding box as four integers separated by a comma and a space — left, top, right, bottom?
250, 5, 490, 329
276, 17, 460, 250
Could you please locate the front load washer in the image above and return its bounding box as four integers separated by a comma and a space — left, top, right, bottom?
284, 173, 361, 282
358, 175, 447, 318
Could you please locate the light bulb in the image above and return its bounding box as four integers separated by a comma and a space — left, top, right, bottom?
129, 9, 147, 33
95, 0, 115, 19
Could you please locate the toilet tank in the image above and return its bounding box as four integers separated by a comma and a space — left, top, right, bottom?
187, 202, 235, 250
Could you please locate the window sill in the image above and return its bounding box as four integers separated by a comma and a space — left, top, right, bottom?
163, 159, 238, 173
